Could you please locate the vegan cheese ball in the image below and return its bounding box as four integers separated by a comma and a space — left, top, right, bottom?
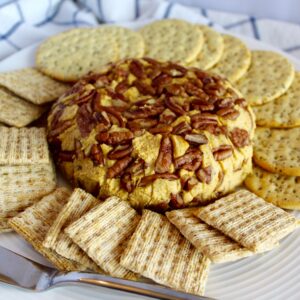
47, 58, 255, 210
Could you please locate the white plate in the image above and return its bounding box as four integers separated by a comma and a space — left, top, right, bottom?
0, 20, 300, 300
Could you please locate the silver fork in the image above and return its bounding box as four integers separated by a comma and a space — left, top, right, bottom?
0, 246, 215, 300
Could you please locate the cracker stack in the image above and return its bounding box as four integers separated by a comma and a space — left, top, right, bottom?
0, 127, 56, 232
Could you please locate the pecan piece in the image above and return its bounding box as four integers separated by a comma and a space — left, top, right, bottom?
191, 99, 213, 111
215, 98, 234, 108
172, 121, 192, 135
184, 177, 199, 191
235, 98, 247, 107
155, 136, 173, 173
115, 80, 130, 94
48, 120, 73, 139
229, 128, 250, 148
138, 173, 178, 187
90, 144, 104, 165
124, 105, 165, 119
169, 193, 184, 209
125, 158, 145, 176
216, 107, 240, 120
174, 149, 202, 171
163, 63, 187, 77
184, 133, 208, 145
127, 118, 158, 130
74, 89, 96, 105
129, 59, 145, 78
107, 145, 133, 160
152, 73, 172, 94
76, 103, 95, 137
213, 145, 233, 161
97, 131, 134, 145
107, 155, 132, 178
165, 97, 186, 115
196, 166, 212, 184
120, 173, 134, 192
159, 109, 177, 124
165, 84, 183, 96
134, 80, 156, 95
149, 124, 173, 134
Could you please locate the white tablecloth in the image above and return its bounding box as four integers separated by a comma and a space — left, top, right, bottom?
1, 0, 300, 61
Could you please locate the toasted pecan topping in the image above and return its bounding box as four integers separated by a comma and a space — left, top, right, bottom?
97, 131, 134, 145
155, 136, 173, 174
139, 173, 178, 187
213, 145, 233, 161
230, 128, 250, 148
90, 144, 104, 166
107, 155, 132, 178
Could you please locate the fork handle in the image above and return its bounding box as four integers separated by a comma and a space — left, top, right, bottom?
51, 272, 213, 300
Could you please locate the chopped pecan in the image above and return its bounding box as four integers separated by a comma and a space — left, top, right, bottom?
213, 145, 233, 161
165, 84, 183, 96
216, 107, 240, 120
48, 120, 73, 139
185, 82, 203, 97
125, 158, 145, 176
155, 136, 173, 173
149, 124, 173, 134
174, 149, 202, 171
97, 131, 134, 145
90, 144, 104, 165
107, 145, 133, 160
191, 99, 214, 111
76, 103, 95, 137
172, 121, 192, 135
169, 193, 184, 209
115, 80, 130, 94
184, 133, 208, 145
163, 63, 187, 77
129, 59, 145, 78
215, 98, 234, 109
134, 80, 156, 95
184, 177, 199, 191
101, 106, 125, 127
152, 73, 172, 94
196, 166, 212, 184
127, 118, 158, 130
138, 173, 178, 187
229, 128, 250, 148
165, 97, 186, 115
74, 89, 96, 105
120, 173, 134, 192
124, 105, 165, 119
107, 155, 133, 178
159, 109, 177, 124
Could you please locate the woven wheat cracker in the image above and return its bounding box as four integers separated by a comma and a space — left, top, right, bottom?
104, 26, 144, 58
209, 34, 251, 82
194, 190, 298, 252
36, 28, 119, 82
236, 51, 294, 106
8, 188, 84, 271
0, 87, 45, 127
245, 166, 300, 210
65, 196, 139, 279
252, 72, 300, 128
0, 164, 56, 224
166, 208, 255, 263
0, 127, 50, 165
0, 68, 70, 105
120, 210, 210, 296
139, 19, 203, 63
253, 127, 300, 176
189, 25, 224, 70
43, 188, 101, 272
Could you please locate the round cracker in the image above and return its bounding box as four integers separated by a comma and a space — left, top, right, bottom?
36, 28, 119, 82
105, 26, 144, 59
236, 51, 295, 106
139, 19, 204, 63
253, 127, 300, 176
252, 72, 300, 128
189, 25, 224, 70
245, 166, 300, 210
209, 34, 251, 83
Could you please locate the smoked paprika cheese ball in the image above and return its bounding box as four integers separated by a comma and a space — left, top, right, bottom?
47, 58, 255, 211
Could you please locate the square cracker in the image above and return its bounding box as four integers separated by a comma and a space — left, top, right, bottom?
43, 188, 101, 272
65, 196, 140, 280
194, 190, 298, 252
0, 163, 56, 224
166, 208, 277, 263
8, 188, 84, 271
120, 210, 210, 296
0, 68, 70, 105
0, 127, 50, 165
0, 87, 45, 127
